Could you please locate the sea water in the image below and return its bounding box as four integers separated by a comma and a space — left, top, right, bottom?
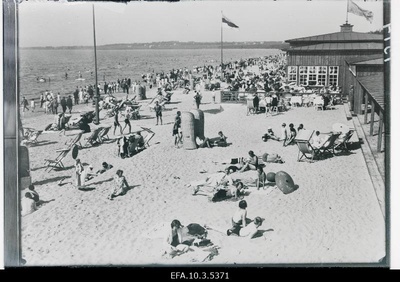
19, 48, 282, 101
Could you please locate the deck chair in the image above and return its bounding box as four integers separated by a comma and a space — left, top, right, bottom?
98, 126, 111, 143
44, 147, 71, 172
83, 127, 104, 147
56, 132, 83, 152
314, 132, 341, 158
334, 130, 355, 151
22, 129, 43, 146
127, 135, 141, 157
295, 129, 316, 162
141, 127, 155, 148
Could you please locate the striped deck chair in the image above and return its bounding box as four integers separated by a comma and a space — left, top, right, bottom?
83, 127, 104, 147
98, 126, 112, 143
140, 127, 155, 148
44, 147, 71, 172
295, 130, 316, 162
334, 130, 355, 152
314, 133, 341, 158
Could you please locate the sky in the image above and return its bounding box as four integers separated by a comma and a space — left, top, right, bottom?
18, 0, 384, 47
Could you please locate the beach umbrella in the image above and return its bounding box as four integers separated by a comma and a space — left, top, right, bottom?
275, 171, 298, 195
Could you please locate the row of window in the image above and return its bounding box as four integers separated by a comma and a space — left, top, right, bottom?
288, 66, 339, 86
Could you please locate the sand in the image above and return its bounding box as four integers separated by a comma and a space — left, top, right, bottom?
19, 86, 385, 266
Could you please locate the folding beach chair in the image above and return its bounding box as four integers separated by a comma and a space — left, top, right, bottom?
140, 127, 155, 148
294, 130, 316, 162
83, 127, 104, 147
98, 126, 112, 143
314, 132, 341, 158
44, 147, 71, 172
63, 131, 83, 150
22, 129, 43, 146
334, 130, 355, 152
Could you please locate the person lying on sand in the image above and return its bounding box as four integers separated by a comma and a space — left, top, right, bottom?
188, 168, 234, 194
96, 162, 113, 174
108, 169, 130, 200
192, 180, 247, 202
227, 216, 263, 239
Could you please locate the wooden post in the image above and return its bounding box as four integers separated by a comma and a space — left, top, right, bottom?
377, 109, 384, 152
370, 101, 375, 136
364, 90, 369, 124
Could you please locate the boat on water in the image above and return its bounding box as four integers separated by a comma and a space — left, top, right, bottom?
36, 77, 46, 83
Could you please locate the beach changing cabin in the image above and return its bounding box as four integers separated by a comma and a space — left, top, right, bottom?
285, 23, 383, 96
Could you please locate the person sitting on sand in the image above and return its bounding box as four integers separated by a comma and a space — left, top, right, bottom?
108, 169, 130, 200
82, 164, 98, 185
239, 151, 258, 172
21, 192, 37, 217
26, 184, 40, 203
262, 127, 279, 142
164, 219, 190, 258
213, 131, 227, 147
96, 162, 113, 174
284, 123, 297, 146
196, 135, 212, 148
227, 200, 248, 235
228, 216, 263, 239
256, 166, 267, 190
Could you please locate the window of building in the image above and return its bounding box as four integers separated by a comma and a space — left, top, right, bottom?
308, 66, 317, 85
317, 66, 327, 86
328, 66, 339, 86
299, 66, 308, 85
288, 66, 297, 82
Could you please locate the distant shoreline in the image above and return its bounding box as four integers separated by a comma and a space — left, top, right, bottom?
20, 41, 289, 51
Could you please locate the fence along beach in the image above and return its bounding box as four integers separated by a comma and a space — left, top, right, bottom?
19, 53, 385, 265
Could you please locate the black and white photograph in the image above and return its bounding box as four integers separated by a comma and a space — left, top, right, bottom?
2, 0, 396, 270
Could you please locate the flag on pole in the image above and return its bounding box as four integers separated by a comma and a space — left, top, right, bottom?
348, 0, 374, 23
222, 13, 239, 29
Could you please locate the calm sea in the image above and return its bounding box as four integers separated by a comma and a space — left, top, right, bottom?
19, 48, 282, 101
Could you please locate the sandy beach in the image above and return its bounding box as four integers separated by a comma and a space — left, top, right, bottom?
19, 86, 385, 266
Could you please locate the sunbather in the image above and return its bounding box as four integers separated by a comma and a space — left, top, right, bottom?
239, 150, 258, 172
262, 127, 279, 141
96, 162, 114, 174
228, 216, 263, 239
213, 131, 228, 147
196, 136, 212, 148
164, 219, 190, 258
284, 123, 297, 146
256, 166, 267, 190
227, 200, 248, 235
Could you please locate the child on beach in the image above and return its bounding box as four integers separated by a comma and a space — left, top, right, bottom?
122, 108, 132, 134
154, 100, 163, 125
256, 166, 267, 190
284, 123, 297, 146
21, 192, 37, 217
280, 123, 287, 145
232, 216, 263, 239
30, 99, 35, 112
74, 158, 84, 189
227, 200, 248, 235
113, 108, 123, 135
108, 169, 130, 200
173, 111, 182, 148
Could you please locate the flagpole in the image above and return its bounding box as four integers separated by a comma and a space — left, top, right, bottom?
346, 0, 349, 24
93, 4, 100, 125
221, 11, 223, 73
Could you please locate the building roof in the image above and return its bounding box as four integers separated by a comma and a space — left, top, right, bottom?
346, 54, 383, 65
353, 58, 383, 66
288, 42, 383, 52
357, 73, 385, 111
286, 31, 383, 44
